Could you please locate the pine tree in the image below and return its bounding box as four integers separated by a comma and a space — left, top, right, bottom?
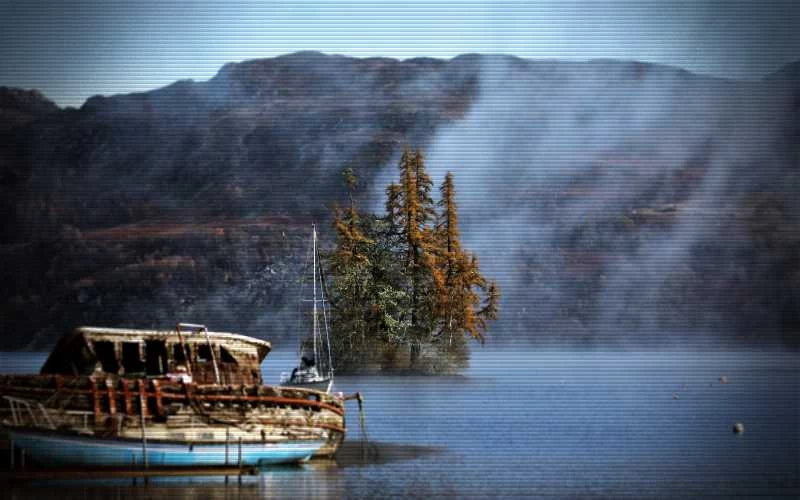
433, 172, 461, 346
433, 172, 497, 347
413, 149, 437, 229
329, 170, 374, 368
393, 148, 440, 365
437, 172, 460, 263
328, 148, 499, 373
330, 168, 411, 370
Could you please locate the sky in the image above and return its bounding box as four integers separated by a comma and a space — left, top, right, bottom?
1, 0, 798, 107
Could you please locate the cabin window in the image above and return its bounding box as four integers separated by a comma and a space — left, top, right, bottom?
121, 342, 145, 374
145, 340, 168, 376
197, 344, 213, 363
219, 346, 237, 364
93, 341, 119, 374
172, 343, 190, 363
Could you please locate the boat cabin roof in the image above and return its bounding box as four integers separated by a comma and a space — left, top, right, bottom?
72, 326, 270, 354
40, 326, 271, 381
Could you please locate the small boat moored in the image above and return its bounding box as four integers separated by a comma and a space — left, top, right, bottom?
281, 224, 335, 393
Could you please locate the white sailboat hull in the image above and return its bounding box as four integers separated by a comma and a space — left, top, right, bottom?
283, 377, 332, 393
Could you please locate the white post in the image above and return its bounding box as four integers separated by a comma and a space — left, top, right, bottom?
140, 389, 148, 473
203, 326, 221, 385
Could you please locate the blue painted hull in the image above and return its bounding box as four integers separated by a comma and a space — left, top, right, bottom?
8, 430, 323, 467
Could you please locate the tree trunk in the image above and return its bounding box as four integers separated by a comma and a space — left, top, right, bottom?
409, 342, 420, 368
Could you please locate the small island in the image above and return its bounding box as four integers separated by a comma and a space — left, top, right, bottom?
327, 148, 500, 374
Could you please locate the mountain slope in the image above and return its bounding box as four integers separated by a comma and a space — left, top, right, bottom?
0, 52, 797, 349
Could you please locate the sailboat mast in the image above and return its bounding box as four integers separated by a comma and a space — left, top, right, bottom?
312, 224, 318, 367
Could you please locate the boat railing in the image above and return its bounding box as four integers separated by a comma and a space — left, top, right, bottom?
2, 395, 56, 430
1, 376, 345, 425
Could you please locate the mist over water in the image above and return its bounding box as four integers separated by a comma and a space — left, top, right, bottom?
399, 56, 799, 345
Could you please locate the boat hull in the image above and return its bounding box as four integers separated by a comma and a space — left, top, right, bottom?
8, 430, 323, 467
0, 375, 346, 459
283, 378, 333, 393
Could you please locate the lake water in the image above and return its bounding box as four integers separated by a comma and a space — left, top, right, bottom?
1, 348, 798, 498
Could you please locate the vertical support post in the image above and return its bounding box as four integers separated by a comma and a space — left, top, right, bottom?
238, 437, 243, 484
121, 379, 133, 416
139, 379, 149, 480
152, 379, 164, 418
9, 437, 13, 470
225, 427, 230, 465
225, 427, 230, 484
175, 324, 193, 377
106, 378, 117, 418
138, 379, 148, 418
90, 377, 102, 425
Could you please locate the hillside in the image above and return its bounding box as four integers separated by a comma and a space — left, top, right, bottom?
0, 52, 797, 349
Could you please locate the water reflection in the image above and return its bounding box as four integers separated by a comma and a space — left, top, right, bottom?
331, 440, 443, 467
2, 441, 444, 499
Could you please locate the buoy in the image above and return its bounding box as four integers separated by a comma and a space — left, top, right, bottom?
672, 393, 680, 400
733, 422, 744, 435
719, 376, 729, 384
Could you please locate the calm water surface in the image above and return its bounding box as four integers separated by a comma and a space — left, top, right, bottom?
1, 348, 797, 499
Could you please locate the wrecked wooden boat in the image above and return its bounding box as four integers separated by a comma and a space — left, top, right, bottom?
0, 323, 346, 468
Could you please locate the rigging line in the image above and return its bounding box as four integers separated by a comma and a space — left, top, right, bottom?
317, 252, 334, 374
318, 256, 333, 376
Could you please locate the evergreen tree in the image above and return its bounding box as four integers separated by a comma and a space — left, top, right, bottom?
433, 172, 494, 347
329, 170, 373, 368
328, 149, 499, 373
330, 169, 410, 370
394, 148, 440, 365
413, 149, 437, 229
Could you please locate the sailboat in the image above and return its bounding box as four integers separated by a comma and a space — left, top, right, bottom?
280, 224, 334, 393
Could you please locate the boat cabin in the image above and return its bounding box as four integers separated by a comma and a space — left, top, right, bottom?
40, 324, 271, 385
